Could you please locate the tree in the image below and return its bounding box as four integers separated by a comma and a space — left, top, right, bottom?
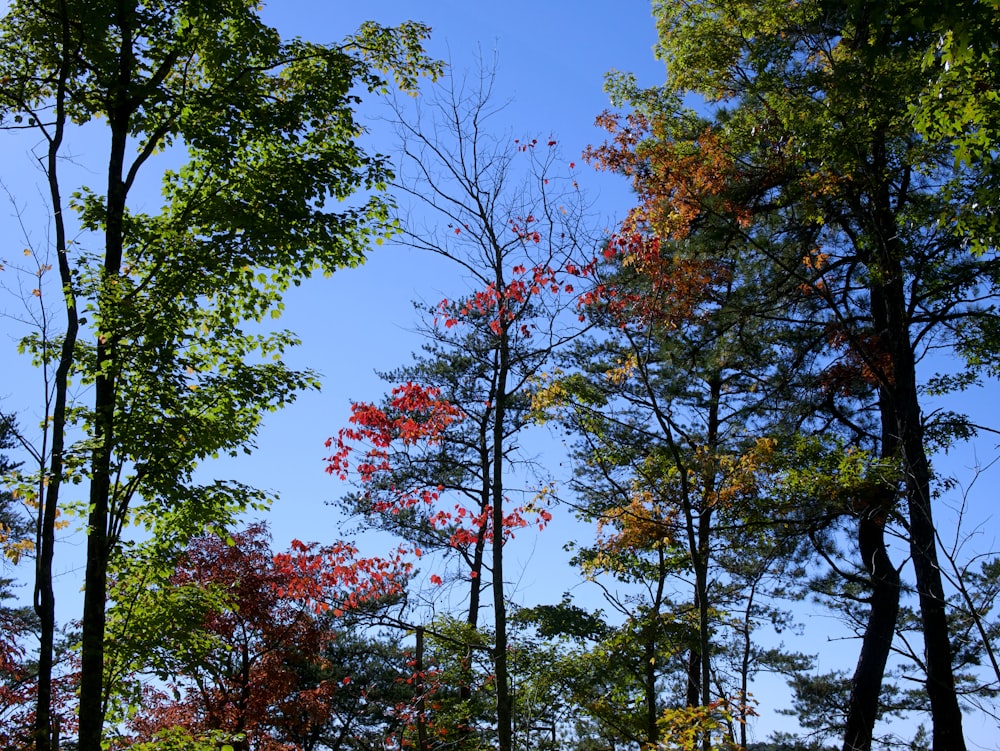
329, 378, 487, 615
110, 522, 413, 751
533, 218, 815, 750
330, 62, 592, 751
0, 2, 439, 748
0, 413, 40, 748
593, 0, 1000, 747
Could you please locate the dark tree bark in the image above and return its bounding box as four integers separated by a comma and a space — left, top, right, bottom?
842, 504, 901, 751
33, 4, 77, 748
78, 4, 134, 745
863, 136, 966, 751
492, 318, 513, 751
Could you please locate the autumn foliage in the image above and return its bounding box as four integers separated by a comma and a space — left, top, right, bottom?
326, 381, 553, 567
586, 113, 756, 240
434, 260, 582, 338
121, 524, 413, 751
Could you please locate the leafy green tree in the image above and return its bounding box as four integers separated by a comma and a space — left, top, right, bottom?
507, 602, 601, 751
0, 3, 439, 748
533, 216, 816, 749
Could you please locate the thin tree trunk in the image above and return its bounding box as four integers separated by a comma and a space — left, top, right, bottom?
902, 411, 966, 751
644, 624, 659, 746
685, 647, 700, 709
457, 463, 489, 743
492, 325, 512, 751
416, 626, 429, 751
697, 375, 721, 751
34, 4, 76, 746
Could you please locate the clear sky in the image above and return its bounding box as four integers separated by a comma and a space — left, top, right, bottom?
1, 1, 998, 747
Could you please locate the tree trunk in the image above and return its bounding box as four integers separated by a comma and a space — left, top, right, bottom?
34, 6, 76, 745
685, 647, 700, 709
865, 136, 966, 750
901, 407, 966, 751
697, 375, 721, 751
842, 510, 900, 751
643, 623, 659, 746
77, 443, 113, 749
416, 627, 429, 751
78, 5, 133, 745
458, 460, 490, 742
492, 326, 512, 751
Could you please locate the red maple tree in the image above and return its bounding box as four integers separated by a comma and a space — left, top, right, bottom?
121, 524, 413, 751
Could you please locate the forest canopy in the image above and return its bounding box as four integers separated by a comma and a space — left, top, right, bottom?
0, 2, 997, 751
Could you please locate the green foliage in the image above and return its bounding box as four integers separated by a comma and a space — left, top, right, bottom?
515, 597, 610, 641
0, 0, 442, 519
413, 616, 497, 751
103, 555, 232, 729
770, 436, 900, 523
115, 726, 231, 751
0, 2, 441, 747
910, 0, 1000, 169
0, 414, 32, 566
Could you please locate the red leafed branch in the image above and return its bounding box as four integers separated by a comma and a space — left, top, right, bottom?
326, 380, 554, 572
272, 537, 414, 614
580, 111, 765, 331
0, 612, 78, 747
435, 260, 582, 337
325, 382, 463, 485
